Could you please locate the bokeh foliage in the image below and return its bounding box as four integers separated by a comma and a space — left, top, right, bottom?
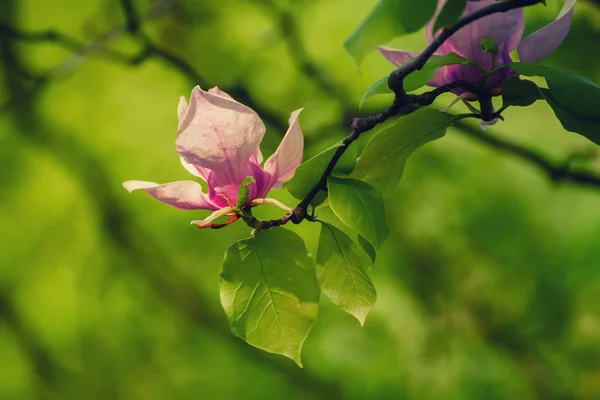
1, 0, 600, 398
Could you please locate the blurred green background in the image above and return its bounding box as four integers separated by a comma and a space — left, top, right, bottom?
2, 0, 600, 398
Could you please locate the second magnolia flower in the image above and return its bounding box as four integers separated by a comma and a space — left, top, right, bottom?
123, 86, 304, 228
379, 0, 575, 95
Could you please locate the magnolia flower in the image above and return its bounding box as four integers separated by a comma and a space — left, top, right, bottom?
123, 86, 303, 228
379, 0, 575, 96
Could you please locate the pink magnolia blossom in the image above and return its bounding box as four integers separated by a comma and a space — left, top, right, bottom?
123, 86, 303, 228
379, 0, 575, 95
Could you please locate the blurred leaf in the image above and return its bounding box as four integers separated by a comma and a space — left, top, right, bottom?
235, 176, 254, 210
358, 234, 377, 264
344, 0, 437, 65
351, 109, 459, 195
433, 0, 467, 32
316, 222, 376, 325
360, 53, 479, 107
327, 177, 389, 249
510, 62, 600, 117
285, 142, 357, 206
542, 89, 600, 145
220, 228, 319, 366
501, 78, 544, 108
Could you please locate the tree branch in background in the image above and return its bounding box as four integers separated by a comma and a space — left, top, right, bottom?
455, 121, 600, 188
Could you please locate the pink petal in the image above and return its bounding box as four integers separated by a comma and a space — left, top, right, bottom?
123, 180, 217, 210
445, 0, 524, 68
425, 0, 455, 43
175, 86, 266, 185
377, 46, 420, 67
208, 86, 236, 102
517, 0, 575, 63
377, 46, 450, 88
180, 157, 211, 182
251, 149, 264, 165
262, 109, 304, 191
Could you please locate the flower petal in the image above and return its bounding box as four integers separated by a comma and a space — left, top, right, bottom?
208, 86, 236, 101
425, 0, 455, 43
190, 206, 236, 227
377, 46, 419, 67
177, 96, 188, 120
180, 157, 211, 182
517, 0, 575, 63
480, 118, 499, 130
445, 0, 524, 68
262, 109, 304, 191
123, 180, 217, 210
175, 86, 266, 184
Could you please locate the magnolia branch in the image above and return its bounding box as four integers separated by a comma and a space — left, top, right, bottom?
258, 0, 547, 229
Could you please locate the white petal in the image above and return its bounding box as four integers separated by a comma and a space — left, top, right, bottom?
250, 198, 293, 213
177, 96, 188, 121
480, 118, 499, 130
190, 206, 236, 227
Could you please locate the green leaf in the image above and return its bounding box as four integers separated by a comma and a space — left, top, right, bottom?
501, 78, 543, 108
350, 109, 460, 195
220, 228, 320, 366
344, 0, 437, 65
316, 222, 376, 325
235, 176, 254, 210
542, 89, 600, 145
480, 37, 499, 56
359, 53, 479, 107
358, 234, 377, 264
509, 62, 600, 117
327, 177, 389, 249
359, 76, 392, 109
433, 0, 468, 32
285, 142, 357, 206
